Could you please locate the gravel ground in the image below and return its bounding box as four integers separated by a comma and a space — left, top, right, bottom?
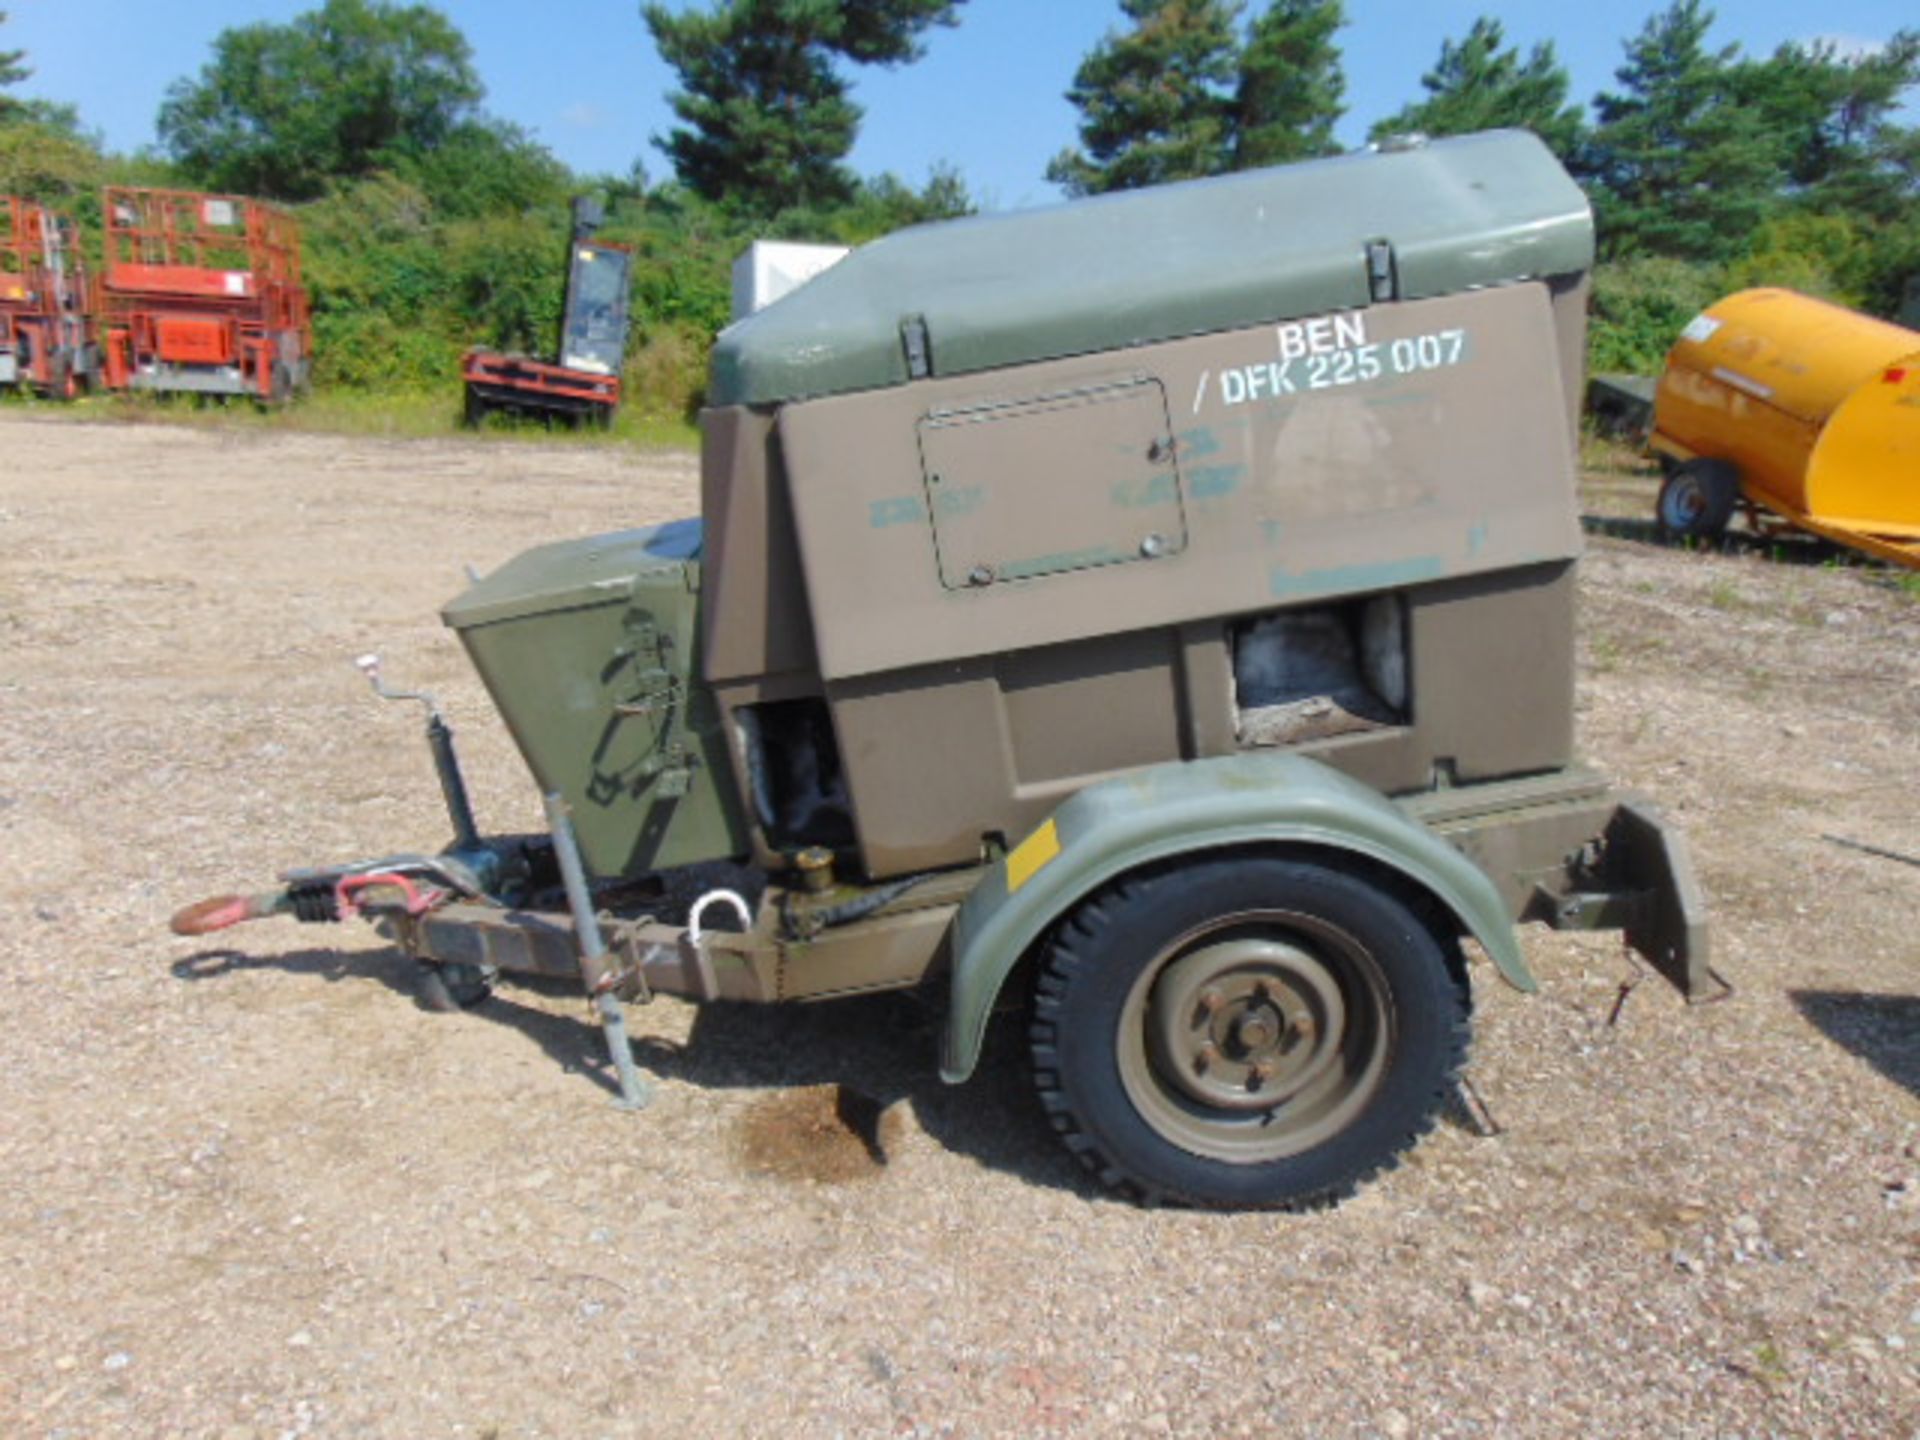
1, 415, 1916, 1439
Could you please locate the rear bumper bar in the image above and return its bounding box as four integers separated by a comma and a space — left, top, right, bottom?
1402, 768, 1716, 998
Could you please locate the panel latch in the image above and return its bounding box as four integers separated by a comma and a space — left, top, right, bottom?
900, 314, 932, 379
1365, 239, 1398, 303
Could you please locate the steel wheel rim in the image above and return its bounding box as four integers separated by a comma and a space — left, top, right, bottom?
1663, 474, 1704, 528
1116, 909, 1395, 1162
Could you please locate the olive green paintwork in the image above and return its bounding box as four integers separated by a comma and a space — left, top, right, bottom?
443, 521, 748, 880
939, 751, 1533, 1084
710, 130, 1591, 408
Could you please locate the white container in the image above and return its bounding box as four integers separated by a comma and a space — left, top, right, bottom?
730, 241, 849, 322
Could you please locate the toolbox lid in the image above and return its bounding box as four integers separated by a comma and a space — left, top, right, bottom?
442, 519, 702, 630
708, 129, 1593, 408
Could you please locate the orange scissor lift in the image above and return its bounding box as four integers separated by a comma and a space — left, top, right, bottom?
99, 188, 311, 403
0, 195, 100, 398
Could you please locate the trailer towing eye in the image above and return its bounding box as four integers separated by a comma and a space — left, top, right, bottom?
170, 891, 288, 936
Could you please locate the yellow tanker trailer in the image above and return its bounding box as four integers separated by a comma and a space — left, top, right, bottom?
1650, 287, 1920, 567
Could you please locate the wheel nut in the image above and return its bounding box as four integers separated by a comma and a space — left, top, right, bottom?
1195, 1042, 1220, 1072
1198, 987, 1225, 1015
1250, 1060, 1278, 1085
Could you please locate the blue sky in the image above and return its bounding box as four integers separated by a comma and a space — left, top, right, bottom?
7, 1, 1915, 211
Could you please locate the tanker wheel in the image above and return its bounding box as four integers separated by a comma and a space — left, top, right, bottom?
1657, 459, 1739, 540
1030, 856, 1467, 1210
416, 960, 497, 1012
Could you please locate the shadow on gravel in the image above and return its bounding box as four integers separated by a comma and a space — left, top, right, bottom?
1580, 513, 1846, 566
171, 943, 1093, 1199
1792, 989, 1920, 1099
172, 943, 418, 994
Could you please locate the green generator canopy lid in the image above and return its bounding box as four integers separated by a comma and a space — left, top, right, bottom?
709, 129, 1593, 409
443, 519, 701, 630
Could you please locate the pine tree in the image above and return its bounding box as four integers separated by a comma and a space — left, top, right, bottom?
1046, 0, 1243, 196
1578, 1, 1784, 261
0, 9, 31, 118
644, 0, 964, 216
1731, 32, 1920, 222
1233, 0, 1344, 168
1368, 17, 1583, 160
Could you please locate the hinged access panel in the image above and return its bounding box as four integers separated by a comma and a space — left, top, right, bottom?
917, 377, 1188, 590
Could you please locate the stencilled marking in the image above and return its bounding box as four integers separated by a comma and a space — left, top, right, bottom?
1174, 424, 1224, 461
1269, 555, 1445, 599
1216, 311, 1471, 409
870, 496, 922, 529
1188, 463, 1245, 499
1192, 371, 1211, 415
933, 484, 984, 518
1278, 313, 1369, 359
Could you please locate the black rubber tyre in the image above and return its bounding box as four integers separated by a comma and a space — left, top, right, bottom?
462, 386, 488, 429
269, 361, 293, 406
416, 961, 496, 1013
43, 351, 72, 401
1656, 458, 1740, 540
1030, 855, 1468, 1210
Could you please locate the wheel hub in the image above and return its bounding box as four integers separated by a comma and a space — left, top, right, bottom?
1149, 939, 1346, 1112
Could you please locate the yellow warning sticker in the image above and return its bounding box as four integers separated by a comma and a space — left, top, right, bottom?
1006, 819, 1061, 894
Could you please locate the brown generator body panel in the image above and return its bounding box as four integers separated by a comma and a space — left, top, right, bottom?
700, 280, 1589, 880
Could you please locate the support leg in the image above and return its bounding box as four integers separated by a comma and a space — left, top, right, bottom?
543, 792, 651, 1111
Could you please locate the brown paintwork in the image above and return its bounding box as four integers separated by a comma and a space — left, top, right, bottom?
697, 281, 1587, 882
770, 283, 1580, 682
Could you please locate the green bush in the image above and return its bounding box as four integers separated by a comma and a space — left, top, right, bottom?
1587, 255, 1724, 374
1717, 212, 1869, 306
311, 308, 462, 390
626, 320, 713, 419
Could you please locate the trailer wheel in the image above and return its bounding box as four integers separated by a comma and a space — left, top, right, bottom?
1657, 459, 1739, 540
1030, 856, 1467, 1210
462, 387, 488, 429
416, 960, 496, 1012
269, 362, 293, 406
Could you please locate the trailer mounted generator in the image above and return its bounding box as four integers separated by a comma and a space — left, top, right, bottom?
176, 131, 1710, 1212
